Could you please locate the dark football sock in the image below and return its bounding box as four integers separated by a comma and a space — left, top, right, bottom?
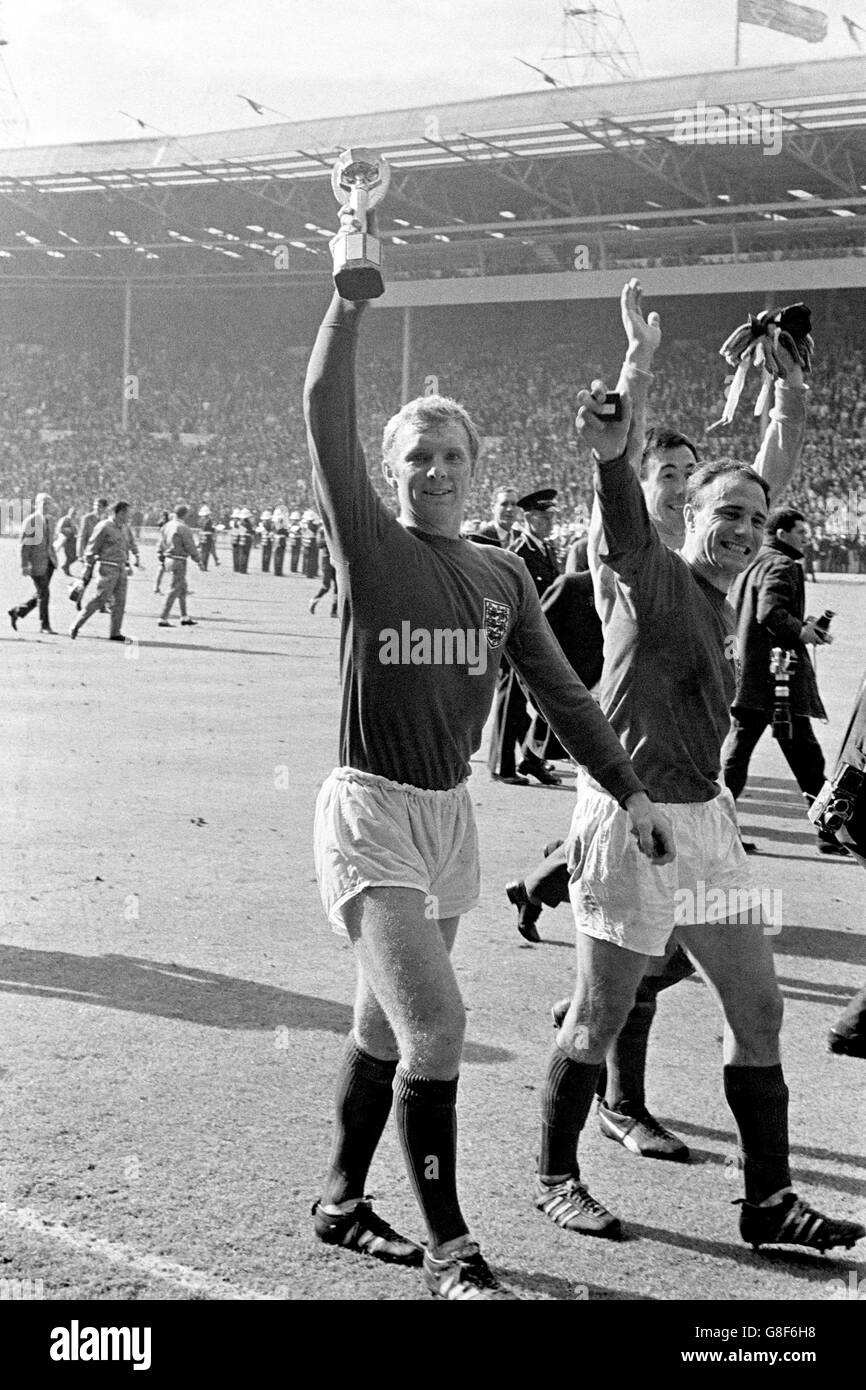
723, 1063, 791, 1204
540, 1046, 602, 1180
603, 996, 657, 1113
321, 1037, 397, 1207
393, 1067, 468, 1251
601, 958, 692, 1110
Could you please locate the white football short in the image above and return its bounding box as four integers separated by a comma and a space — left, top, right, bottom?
567, 773, 752, 956
314, 767, 480, 934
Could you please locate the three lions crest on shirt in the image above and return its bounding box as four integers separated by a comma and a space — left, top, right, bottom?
483, 598, 511, 648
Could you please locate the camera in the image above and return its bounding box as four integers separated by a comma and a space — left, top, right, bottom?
808, 764, 863, 835
770, 647, 798, 743
597, 392, 623, 421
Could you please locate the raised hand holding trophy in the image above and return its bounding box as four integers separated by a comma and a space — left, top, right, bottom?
330, 148, 391, 300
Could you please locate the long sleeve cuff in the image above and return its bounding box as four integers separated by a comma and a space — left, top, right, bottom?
608, 765, 647, 808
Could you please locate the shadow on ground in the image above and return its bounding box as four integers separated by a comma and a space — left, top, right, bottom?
0, 946, 512, 1065
772, 924, 865, 965
665, 1118, 866, 1172
775, 975, 858, 1007
678, 1143, 866, 1200
624, 1222, 855, 1283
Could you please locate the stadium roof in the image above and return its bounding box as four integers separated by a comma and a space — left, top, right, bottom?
0, 56, 863, 284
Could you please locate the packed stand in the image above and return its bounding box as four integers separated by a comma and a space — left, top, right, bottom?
1, 294, 863, 566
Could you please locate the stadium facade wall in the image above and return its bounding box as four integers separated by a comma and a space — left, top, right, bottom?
372, 259, 866, 309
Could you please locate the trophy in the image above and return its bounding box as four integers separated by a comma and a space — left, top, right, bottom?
330, 148, 391, 300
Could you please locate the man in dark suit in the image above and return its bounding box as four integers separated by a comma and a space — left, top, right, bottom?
722, 506, 843, 854
487, 489, 562, 785
524, 566, 604, 759
507, 489, 564, 783
8, 492, 59, 635
475, 486, 519, 547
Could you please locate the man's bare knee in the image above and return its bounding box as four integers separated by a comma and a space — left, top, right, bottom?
407, 996, 466, 1049
725, 986, 784, 1055
354, 1018, 399, 1061
397, 999, 466, 1077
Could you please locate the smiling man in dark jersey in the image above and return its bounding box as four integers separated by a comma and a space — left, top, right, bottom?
534, 282, 864, 1258
303, 210, 675, 1300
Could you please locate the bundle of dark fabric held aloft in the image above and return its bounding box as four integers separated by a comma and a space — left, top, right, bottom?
708, 302, 814, 431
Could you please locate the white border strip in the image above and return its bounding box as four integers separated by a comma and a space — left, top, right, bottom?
0, 1203, 282, 1301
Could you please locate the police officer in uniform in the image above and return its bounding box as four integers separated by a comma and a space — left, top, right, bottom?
511, 488, 560, 595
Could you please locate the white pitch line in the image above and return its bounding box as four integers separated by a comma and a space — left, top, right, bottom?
0, 1203, 282, 1301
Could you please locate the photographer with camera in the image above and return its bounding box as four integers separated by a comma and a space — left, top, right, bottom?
722, 508, 845, 853
809, 668, 866, 1056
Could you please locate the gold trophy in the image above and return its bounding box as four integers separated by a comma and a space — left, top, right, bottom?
330, 148, 391, 300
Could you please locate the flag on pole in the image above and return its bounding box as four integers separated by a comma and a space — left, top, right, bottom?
738, 0, 829, 43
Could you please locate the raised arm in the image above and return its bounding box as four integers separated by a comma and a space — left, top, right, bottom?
303, 289, 388, 562
614, 278, 661, 477
752, 343, 808, 501
577, 289, 660, 579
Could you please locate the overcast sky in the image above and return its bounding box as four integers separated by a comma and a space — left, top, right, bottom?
0, 0, 862, 148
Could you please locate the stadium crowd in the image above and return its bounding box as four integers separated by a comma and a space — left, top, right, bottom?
1, 298, 864, 567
